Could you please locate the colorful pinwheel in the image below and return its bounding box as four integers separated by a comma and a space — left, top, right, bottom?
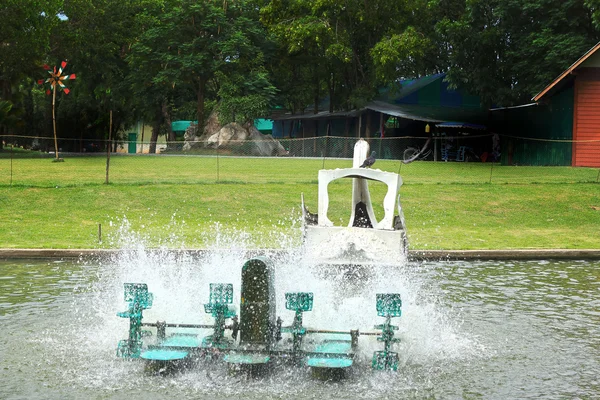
38, 61, 76, 95
38, 61, 76, 161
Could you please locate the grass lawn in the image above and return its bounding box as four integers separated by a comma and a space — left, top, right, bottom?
0, 155, 599, 250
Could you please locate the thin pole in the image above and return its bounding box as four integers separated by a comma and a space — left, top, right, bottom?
302, 121, 305, 157
52, 88, 59, 160
378, 112, 383, 158
105, 110, 112, 184
216, 130, 220, 182
140, 121, 145, 154
10, 144, 13, 186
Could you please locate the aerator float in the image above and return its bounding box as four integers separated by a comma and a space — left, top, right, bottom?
116, 258, 403, 375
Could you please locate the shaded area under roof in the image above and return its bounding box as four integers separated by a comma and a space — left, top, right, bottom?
270, 109, 361, 121
271, 101, 487, 124
269, 72, 488, 125
436, 122, 487, 130
364, 101, 441, 122
489, 103, 538, 111
369, 101, 488, 124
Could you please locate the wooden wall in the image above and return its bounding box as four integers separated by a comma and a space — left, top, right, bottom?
573, 68, 600, 167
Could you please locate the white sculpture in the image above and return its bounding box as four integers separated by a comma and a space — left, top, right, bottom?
302, 139, 408, 265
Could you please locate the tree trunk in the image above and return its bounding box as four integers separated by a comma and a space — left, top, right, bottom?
328, 72, 335, 113
1, 80, 10, 136
314, 89, 319, 114
197, 78, 206, 134
365, 110, 372, 139
163, 102, 174, 142
313, 65, 319, 114
149, 105, 161, 154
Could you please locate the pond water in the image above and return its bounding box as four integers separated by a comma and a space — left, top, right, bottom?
1, 250, 599, 400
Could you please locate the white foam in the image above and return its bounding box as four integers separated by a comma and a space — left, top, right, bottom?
49, 217, 484, 391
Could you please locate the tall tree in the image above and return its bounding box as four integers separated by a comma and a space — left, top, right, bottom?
51, 0, 151, 148
0, 0, 61, 135
131, 0, 275, 132
438, 0, 599, 106
261, 0, 444, 112
0, 0, 61, 99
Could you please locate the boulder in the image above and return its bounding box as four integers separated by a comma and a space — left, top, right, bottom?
183, 109, 224, 151
206, 122, 248, 147
182, 122, 200, 151
205, 123, 287, 156
182, 108, 287, 156
203, 109, 222, 139
247, 125, 288, 156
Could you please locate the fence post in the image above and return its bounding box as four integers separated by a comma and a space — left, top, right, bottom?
489, 162, 494, 184
105, 110, 112, 184
321, 138, 325, 169
323, 135, 329, 169
596, 168, 600, 183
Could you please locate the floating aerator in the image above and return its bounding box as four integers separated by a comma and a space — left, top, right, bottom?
115, 259, 405, 376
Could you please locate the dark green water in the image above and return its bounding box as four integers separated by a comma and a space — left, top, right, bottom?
1, 256, 599, 399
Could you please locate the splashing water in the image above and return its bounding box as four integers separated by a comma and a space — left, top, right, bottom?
24, 217, 485, 398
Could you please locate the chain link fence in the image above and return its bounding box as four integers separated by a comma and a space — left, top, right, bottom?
1, 135, 599, 187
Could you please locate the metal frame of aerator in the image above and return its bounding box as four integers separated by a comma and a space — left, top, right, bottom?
116, 282, 402, 370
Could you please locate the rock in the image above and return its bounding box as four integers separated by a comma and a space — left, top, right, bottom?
181, 107, 287, 156
206, 122, 248, 147
205, 122, 287, 156
246, 125, 288, 156
183, 109, 225, 151
182, 122, 201, 151
203, 109, 223, 139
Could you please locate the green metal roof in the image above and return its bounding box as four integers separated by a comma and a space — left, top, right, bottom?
171, 121, 196, 132
254, 118, 273, 131
377, 74, 445, 101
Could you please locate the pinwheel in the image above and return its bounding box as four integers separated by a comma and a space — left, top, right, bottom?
38, 61, 76, 161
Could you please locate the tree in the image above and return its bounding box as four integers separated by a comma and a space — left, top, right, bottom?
438, 0, 599, 106
50, 0, 153, 149
0, 0, 61, 136
131, 0, 275, 134
260, 0, 445, 112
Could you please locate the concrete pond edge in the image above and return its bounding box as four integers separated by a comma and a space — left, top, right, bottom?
1, 248, 600, 261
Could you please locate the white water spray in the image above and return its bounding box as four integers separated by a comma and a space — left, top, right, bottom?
38, 217, 485, 396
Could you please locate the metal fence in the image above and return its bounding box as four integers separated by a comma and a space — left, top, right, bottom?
1, 135, 599, 187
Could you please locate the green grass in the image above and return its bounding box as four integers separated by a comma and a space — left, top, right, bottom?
2, 156, 599, 187
0, 156, 599, 250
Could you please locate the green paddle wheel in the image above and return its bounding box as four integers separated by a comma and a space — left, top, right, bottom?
116, 283, 154, 358
372, 293, 402, 371
282, 292, 313, 356
113, 258, 408, 375
202, 283, 237, 348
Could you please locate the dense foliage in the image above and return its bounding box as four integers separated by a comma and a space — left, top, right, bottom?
1, 0, 599, 151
